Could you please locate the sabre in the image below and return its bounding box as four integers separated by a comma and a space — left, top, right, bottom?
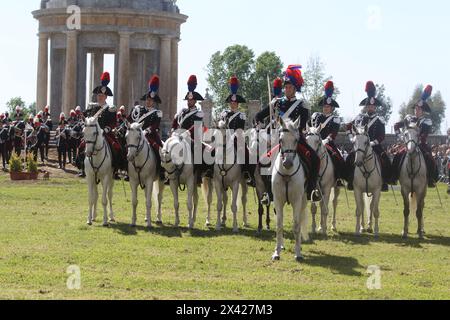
390, 185, 399, 206
267, 75, 274, 132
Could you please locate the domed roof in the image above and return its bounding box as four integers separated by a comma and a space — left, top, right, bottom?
41, 0, 179, 13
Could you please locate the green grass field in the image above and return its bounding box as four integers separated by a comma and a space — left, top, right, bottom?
0, 173, 449, 300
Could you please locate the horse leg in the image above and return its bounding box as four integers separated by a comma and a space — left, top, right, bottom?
193, 183, 199, 229
272, 202, 284, 261
257, 202, 264, 234
86, 180, 96, 225
320, 190, 331, 236
222, 190, 228, 227
231, 182, 239, 233
155, 180, 164, 224
354, 189, 364, 236
101, 179, 109, 227
171, 181, 180, 228
266, 205, 271, 231
130, 181, 138, 227
401, 189, 410, 239
311, 203, 318, 235
293, 200, 304, 262
145, 179, 153, 229
372, 192, 381, 238
332, 187, 340, 232
215, 184, 224, 231
417, 197, 425, 239
108, 177, 115, 223
203, 178, 213, 227
241, 181, 249, 228
187, 179, 194, 230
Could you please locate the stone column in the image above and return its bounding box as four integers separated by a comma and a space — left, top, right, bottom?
159, 36, 172, 132
200, 98, 214, 130
170, 38, 180, 119
118, 32, 132, 109
89, 51, 104, 97
62, 30, 78, 116
36, 33, 49, 112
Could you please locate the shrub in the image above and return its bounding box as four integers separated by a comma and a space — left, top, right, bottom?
26, 153, 38, 174
8, 154, 23, 173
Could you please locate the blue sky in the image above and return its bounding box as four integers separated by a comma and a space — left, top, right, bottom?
0, 0, 449, 132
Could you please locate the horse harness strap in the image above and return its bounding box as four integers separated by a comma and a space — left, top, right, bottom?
276, 160, 302, 206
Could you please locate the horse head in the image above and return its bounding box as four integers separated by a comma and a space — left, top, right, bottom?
353, 124, 370, 167
83, 117, 102, 157
305, 124, 322, 153
403, 124, 419, 155
279, 117, 300, 170
161, 133, 187, 169
125, 122, 143, 162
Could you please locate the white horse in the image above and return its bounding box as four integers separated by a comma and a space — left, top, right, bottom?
213, 122, 247, 233
272, 118, 308, 262
306, 126, 340, 234
398, 124, 427, 239
248, 127, 272, 233
83, 117, 115, 226
351, 125, 383, 237
160, 132, 201, 229
126, 123, 164, 229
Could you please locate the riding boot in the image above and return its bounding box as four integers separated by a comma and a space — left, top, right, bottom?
297, 139, 322, 202
260, 165, 273, 206
424, 152, 437, 188
345, 152, 355, 191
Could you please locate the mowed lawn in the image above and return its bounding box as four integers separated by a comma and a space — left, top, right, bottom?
0, 173, 449, 300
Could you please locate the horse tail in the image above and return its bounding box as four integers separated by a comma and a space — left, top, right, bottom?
300, 189, 309, 242
409, 192, 417, 217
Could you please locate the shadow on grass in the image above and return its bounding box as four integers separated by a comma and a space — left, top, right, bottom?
336, 232, 450, 248
303, 250, 364, 276
109, 222, 183, 238
188, 227, 276, 242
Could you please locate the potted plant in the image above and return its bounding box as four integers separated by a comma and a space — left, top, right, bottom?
9, 153, 39, 181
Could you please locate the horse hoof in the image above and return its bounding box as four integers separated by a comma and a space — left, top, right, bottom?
402, 233, 408, 239
156, 221, 163, 226
295, 255, 304, 262
205, 222, 211, 227
233, 228, 239, 234
243, 223, 250, 228
331, 227, 337, 233
374, 234, 379, 239
102, 223, 109, 227
272, 255, 280, 261
266, 226, 271, 231
215, 225, 221, 231
86, 221, 92, 226
109, 218, 116, 223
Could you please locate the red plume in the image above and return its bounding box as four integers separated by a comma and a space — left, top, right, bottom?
101, 72, 110, 86
188, 75, 198, 92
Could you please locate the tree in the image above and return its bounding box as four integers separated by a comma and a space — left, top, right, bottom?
5, 97, 36, 120
247, 52, 283, 106
206, 45, 283, 118
398, 84, 447, 134
206, 45, 255, 118
301, 55, 339, 114
374, 84, 393, 123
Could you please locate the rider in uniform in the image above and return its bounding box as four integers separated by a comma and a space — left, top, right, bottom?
308, 81, 345, 186
392, 85, 438, 188
87, 71, 127, 178
254, 65, 322, 203
129, 75, 165, 181
171, 75, 212, 181
218, 76, 255, 186
345, 81, 392, 192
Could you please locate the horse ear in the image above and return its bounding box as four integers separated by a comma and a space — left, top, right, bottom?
294, 117, 302, 131
125, 121, 131, 130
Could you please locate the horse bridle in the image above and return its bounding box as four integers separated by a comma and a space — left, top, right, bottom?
127, 129, 151, 189
161, 139, 186, 192
404, 128, 422, 192
354, 132, 378, 197
85, 123, 108, 185
276, 128, 302, 205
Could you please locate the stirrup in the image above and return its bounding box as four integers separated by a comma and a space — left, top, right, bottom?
310, 189, 322, 203
261, 193, 271, 206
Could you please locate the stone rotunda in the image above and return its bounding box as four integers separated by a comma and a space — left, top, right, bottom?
33, 0, 187, 131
